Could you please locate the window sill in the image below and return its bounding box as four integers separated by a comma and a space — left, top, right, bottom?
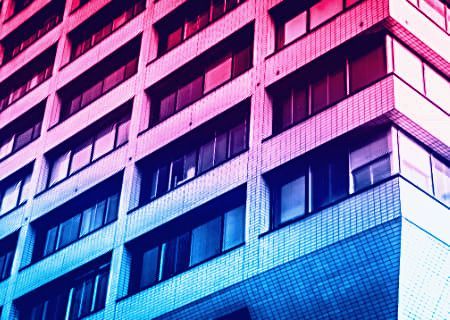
35, 142, 128, 198
116, 242, 245, 303
128, 148, 249, 214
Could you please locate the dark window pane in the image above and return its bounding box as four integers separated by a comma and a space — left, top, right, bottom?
214, 132, 228, 165
278, 175, 306, 225
103, 66, 125, 93
139, 247, 159, 289
43, 226, 58, 256
279, 93, 292, 130
151, 165, 170, 199
124, 58, 138, 79
198, 139, 215, 173
353, 166, 372, 191
328, 66, 346, 105
349, 44, 386, 93
311, 76, 327, 114
105, 193, 119, 224
165, 27, 183, 52
13, 127, 33, 151
190, 217, 222, 265
371, 156, 391, 184
311, 160, 330, 210
233, 46, 251, 77
159, 92, 176, 121
204, 55, 232, 93
162, 232, 190, 278
212, 0, 226, 20
94, 271, 109, 310
292, 85, 308, 123
0, 251, 13, 280
229, 121, 247, 157
81, 81, 103, 108
330, 155, 349, 201
223, 205, 245, 250
176, 76, 203, 110
57, 214, 81, 249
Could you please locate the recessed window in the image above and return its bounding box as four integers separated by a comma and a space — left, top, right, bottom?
48, 110, 131, 187
204, 55, 233, 93
431, 157, 450, 206
309, 0, 343, 29
0, 168, 32, 215
0, 233, 17, 281
273, 174, 306, 228
393, 41, 424, 93
349, 43, 386, 93
141, 104, 249, 204
128, 188, 246, 294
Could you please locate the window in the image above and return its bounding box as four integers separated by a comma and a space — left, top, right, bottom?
350, 134, 392, 192
310, 0, 343, 29
399, 133, 433, 193
0, 234, 17, 281
34, 186, 120, 261
424, 65, 449, 112
70, 0, 145, 60
349, 43, 386, 93
157, 0, 246, 55
311, 62, 345, 113
431, 157, 449, 206
393, 41, 424, 93
419, 0, 446, 28
273, 174, 306, 228
129, 189, 245, 294
48, 112, 131, 187
274, 0, 360, 50
19, 260, 110, 320
141, 105, 249, 204
0, 169, 32, 215
151, 32, 252, 125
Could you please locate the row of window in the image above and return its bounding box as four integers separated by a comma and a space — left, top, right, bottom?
157, 0, 246, 55
48, 111, 131, 187
0, 62, 52, 112
273, 39, 386, 132
140, 105, 248, 205
270, 128, 449, 229
19, 259, 110, 320
130, 189, 246, 293
274, 0, 360, 50
151, 33, 252, 125
408, 0, 450, 31
70, 0, 145, 61
60, 54, 138, 122
2, 2, 63, 64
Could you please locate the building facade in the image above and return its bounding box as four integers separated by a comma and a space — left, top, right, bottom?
0, 0, 449, 319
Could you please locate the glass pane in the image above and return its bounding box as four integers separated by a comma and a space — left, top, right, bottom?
310, 0, 343, 29
432, 157, 450, 205
190, 217, 222, 266
159, 92, 176, 121
330, 154, 349, 201
420, 0, 445, 27
70, 139, 93, 174
279, 175, 306, 225
328, 65, 346, 105
311, 160, 330, 210
232, 46, 251, 77
229, 121, 247, 157
214, 132, 228, 165
116, 119, 130, 146
280, 94, 293, 130
176, 76, 203, 110
350, 134, 390, 170
162, 232, 190, 278
57, 214, 81, 249
0, 251, 13, 280
371, 156, 391, 184
155, 165, 170, 197
105, 193, 119, 224
346, 0, 360, 7
349, 44, 386, 93
13, 127, 33, 151
311, 75, 327, 113
19, 174, 32, 204
212, 0, 226, 20
43, 226, 58, 256
424, 65, 449, 112
68, 95, 82, 117
393, 41, 424, 93
94, 270, 109, 310
46, 292, 69, 320
165, 27, 183, 51
81, 81, 103, 107
124, 58, 138, 79
198, 139, 215, 173
103, 66, 125, 93
80, 206, 95, 237
353, 166, 372, 191
292, 85, 308, 123
93, 124, 115, 160
399, 133, 432, 193
204, 55, 232, 93
139, 247, 159, 288
183, 150, 197, 181
1, 181, 20, 214
223, 205, 245, 250
284, 11, 307, 45
49, 151, 71, 186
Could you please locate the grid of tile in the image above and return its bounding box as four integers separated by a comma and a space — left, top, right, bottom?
0, 0, 448, 319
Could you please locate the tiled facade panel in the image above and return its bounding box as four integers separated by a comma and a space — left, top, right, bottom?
152, 218, 402, 320
398, 220, 449, 320
0, 0, 448, 319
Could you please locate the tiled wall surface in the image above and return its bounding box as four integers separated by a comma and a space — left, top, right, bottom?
0, 0, 448, 319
